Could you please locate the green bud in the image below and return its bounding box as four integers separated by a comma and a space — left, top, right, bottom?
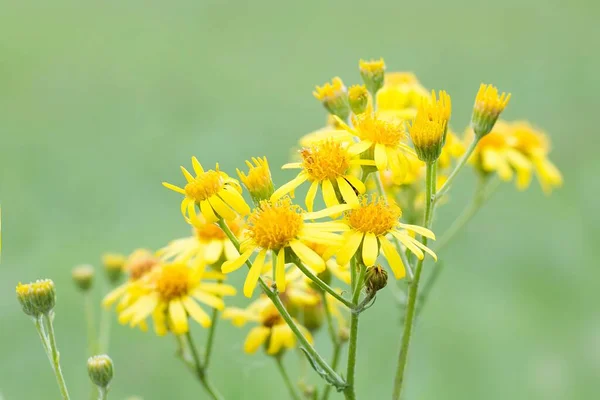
359, 58, 386, 96
88, 355, 114, 389
365, 265, 388, 294
72, 264, 94, 292
102, 253, 126, 284
16, 279, 56, 316
348, 84, 369, 115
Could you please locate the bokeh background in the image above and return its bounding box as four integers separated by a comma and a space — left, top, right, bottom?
0, 1, 594, 399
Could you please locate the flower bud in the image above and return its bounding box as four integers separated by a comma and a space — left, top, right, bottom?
237, 157, 274, 204
471, 83, 511, 138
348, 84, 369, 115
16, 279, 56, 316
313, 77, 350, 120
365, 265, 388, 295
301, 301, 324, 332
87, 355, 114, 389
102, 253, 125, 284
72, 264, 94, 292
409, 90, 451, 163
359, 58, 386, 96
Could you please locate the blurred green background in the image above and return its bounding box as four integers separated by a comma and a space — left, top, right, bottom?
0, 0, 595, 399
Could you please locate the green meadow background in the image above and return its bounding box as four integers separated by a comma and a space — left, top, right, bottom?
0, 1, 595, 399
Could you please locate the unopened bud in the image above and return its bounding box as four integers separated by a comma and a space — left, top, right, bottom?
365, 265, 388, 294
348, 84, 369, 115
237, 157, 274, 204
102, 253, 125, 284
359, 58, 386, 95
301, 301, 324, 332
87, 355, 114, 388
471, 83, 511, 138
16, 279, 56, 316
72, 264, 94, 292
313, 77, 350, 120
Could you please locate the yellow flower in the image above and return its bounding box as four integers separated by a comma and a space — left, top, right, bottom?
305, 241, 351, 285
223, 295, 313, 355
118, 262, 235, 335
469, 122, 532, 188
272, 140, 372, 211
326, 195, 436, 279
337, 113, 416, 178
221, 198, 346, 297
510, 122, 562, 193
313, 77, 350, 120
102, 249, 160, 312
162, 157, 250, 224
237, 157, 274, 203
158, 216, 243, 267
348, 84, 369, 115
376, 72, 429, 114
409, 90, 451, 162
471, 83, 511, 137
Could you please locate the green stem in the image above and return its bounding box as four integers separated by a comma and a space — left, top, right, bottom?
33, 316, 51, 358
43, 313, 71, 400
84, 293, 98, 355
97, 387, 107, 400
217, 219, 345, 389
293, 260, 354, 309
435, 138, 479, 201
275, 357, 302, 400
343, 261, 366, 400
98, 306, 111, 354
204, 306, 220, 369
392, 161, 435, 400
320, 292, 342, 400
184, 330, 223, 400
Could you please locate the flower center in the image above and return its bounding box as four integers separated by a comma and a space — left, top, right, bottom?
184, 170, 223, 202
248, 198, 304, 250
354, 114, 405, 147
346, 195, 401, 236
127, 252, 160, 280
261, 306, 284, 328
301, 140, 351, 181
156, 264, 191, 301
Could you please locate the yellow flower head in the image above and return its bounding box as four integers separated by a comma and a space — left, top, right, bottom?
118, 262, 235, 335
163, 157, 250, 225
102, 252, 126, 284
158, 216, 243, 267
313, 77, 350, 120
271, 140, 370, 211
326, 195, 437, 279
376, 72, 429, 113
221, 198, 347, 297
223, 295, 313, 355
237, 157, 274, 204
471, 83, 511, 137
102, 249, 161, 310
409, 90, 452, 163
348, 84, 369, 115
359, 58, 386, 94
337, 113, 416, 178
16, 279, 56, 317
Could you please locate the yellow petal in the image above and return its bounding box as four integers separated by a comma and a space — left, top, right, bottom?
198, 283, 237, 296
191, 290, 225, 310
182, 296, 212, 327
188, 201, 200, 227
289, 240, 325, 272
336, 177, 359, 206
169, 299, 188, 334
200, 200, 219, 223
362, 233, 379, 266
222, 249, 254, 273
321, 179, 339, 209
267, 325, 286, 355
162, 182, 186, 195
390, 231, 424, 260
271, 173, 308, 202
275, 248, 286, 292
180, 166, 195, 183
303, 204, 353, 220
131, 293, 160, 326
243, 249, 267, 297
282, 162, 302, 169
335, 231, 364, 265
374, 143, 388, 171
379, 236, 406, 279
343, 174, 366, 194
191, 157, 204, 175
244, 326, 270, 354
219, 187, 250, 216
348, 140, 372, 155
204, 240, 223, 264
396, 223, 436, 240
305, 180, 319, 212
208, 195, 236, 220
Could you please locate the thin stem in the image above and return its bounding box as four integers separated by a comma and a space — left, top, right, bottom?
84, 293, 98, 355
320, 292, 342, 400
33, 316, 51, 358
392, 161, 435, 400
320, 343, 342, 400
204, 306, 220, 369
293, 260, 354, 309
98, 306, 111, 354
43, 313, 71, 400
217, 219, 345, 388
435, 138, 479, 201
275, 357, 302, 400
373, 172, 414, 281
343, 261, 366, 400
184, 330, 223, 400
97, 387, 107, 400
